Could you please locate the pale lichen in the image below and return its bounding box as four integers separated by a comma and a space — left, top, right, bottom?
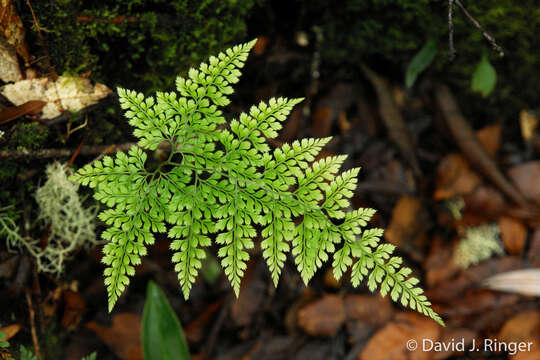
2, 162, 100, 274
453, 223, 504, 269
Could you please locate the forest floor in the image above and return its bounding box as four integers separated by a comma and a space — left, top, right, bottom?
1, 17, 539, 360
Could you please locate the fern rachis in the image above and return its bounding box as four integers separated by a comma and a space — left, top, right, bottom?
71, 40, 444, 326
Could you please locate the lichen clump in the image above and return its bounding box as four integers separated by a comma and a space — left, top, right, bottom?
453, 223, 504, 268
4, 162, 100, 274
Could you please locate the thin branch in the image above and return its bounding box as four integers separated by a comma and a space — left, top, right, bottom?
66, 138, 86, 168
25, 290, 42, 360
0, 142, 173, 160
448, 0, 504, 59
448, 0, 455, 60
0, 143, 135, 160
64, 115, 88, 142
25, 0, 57, 77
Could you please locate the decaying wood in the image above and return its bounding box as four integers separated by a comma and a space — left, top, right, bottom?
360, 64, 422, 176
434, 84, 527, 206
0, 143, 137, 160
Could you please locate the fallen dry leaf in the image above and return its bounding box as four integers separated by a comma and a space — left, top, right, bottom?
279, 106, 302, 142
434, 154, 482, 200
385, 195, 424, 246
434, 327, 476, 360
511, 340, 540, 360
86, 313, 142, 360
61, 290, 85, 330
323, 267, 341, 289
253, 36, 269, 55
359, 312, 441, 360
230, 260, 265, 327
0, 36, 21, 82
284, 286, 316, 334
42, 285, 64, 317
355, 96, 378, 137
508, 161, 540, 205
392, 85, 405, 109
344, 294, 394, 343
1, 76, 111, 119
499, 310, 539, 343
462, 185, 506, 223
312, 106, 333, 138
477, 124, 501, 158
312, 83, 363, 138
359, 158, 416, 197
529, 228, 540, 266
427, 257, 524, 303
425, 236, 460, 287
438, 289, 519, 319
435, 85, 526, 206
0, 256, 18, 279
361, 65, 421, 175
498, 216, 527, 255
385, 196, 430, 260
338, 111, 351, 133
0, 0, 30, 65
483, 269, 540, 296
0, 100, 46, 125
0, 324, 20, 341
298, 294, 345, 337
499, 310, 540, 360
344, 294, 394, 324
520, 110, 539, 143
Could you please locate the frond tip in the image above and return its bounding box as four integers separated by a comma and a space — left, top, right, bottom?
71, 39, 444, 326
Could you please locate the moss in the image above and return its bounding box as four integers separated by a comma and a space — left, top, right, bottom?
296, 0, 540, 120
20, 0, 259, 92
8, 122, 48, 150
0, 162, 17, 182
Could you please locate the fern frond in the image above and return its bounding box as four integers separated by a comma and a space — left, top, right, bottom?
347, 226, 445, 326
176, 40, 256, 107
71, 40, 444, 326
102, 223, 148, 312
117, 89, 169, 150
215, 190, 256, 295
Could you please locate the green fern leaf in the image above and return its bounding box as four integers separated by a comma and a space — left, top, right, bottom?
71, 40, 444, 326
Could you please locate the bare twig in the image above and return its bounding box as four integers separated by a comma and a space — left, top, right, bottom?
66, 138, 86, 168
25, 0, 57, 78
1, 142, 174, 162
90, 145, 119, 164
448, 0, 455, 60
448, 0, 504, 59
455, 0, 504, 57
25, 290, 42, 360
64, 115, 88, 142
0, 143, 136, 160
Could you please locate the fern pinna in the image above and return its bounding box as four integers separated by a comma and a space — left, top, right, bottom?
71, 40, 444, 325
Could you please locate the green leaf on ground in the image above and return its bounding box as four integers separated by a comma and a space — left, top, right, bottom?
471, 54, 497, 97
405, 39, 437, 88
142, 281, 190, 360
